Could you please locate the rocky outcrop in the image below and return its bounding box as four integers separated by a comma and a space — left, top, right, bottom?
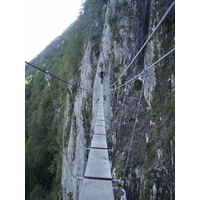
62, 0, 175, 199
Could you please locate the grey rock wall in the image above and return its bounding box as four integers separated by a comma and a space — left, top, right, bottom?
61, 0, 174, 199
62, 42, 95, 199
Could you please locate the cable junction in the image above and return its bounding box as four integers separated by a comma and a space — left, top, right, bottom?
109, 48, 175, 180
112, 93, 126, 152
108, 47, 175, 91
45, 72, 84, 180
122, 69, 147, 180
108, 1, 175, 88
25, 61, 90, 92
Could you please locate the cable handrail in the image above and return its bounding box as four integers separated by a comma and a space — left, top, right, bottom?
25, 61, 90, 92
109, 46, 175, 180
108, 47, 175, 91
112, 94, 126, 152
122, 69, 147, 180
108, 1, 175, 88
46, 75, 84, 180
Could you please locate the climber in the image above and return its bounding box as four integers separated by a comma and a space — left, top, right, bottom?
99, 69, 104, 83
99, 61, 103, 70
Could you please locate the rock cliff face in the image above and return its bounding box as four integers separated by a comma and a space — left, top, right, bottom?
61, 0, 175, 199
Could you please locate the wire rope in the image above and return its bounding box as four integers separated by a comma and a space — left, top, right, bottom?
46, 77, 82, 180
108, 1, 175, 88
109, 47, 175, 91
112, 94, 126, 152
122, 70, 147, 180
25, 61, 90, 92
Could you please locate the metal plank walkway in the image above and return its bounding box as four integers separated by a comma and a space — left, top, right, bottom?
79, 84, 114, 200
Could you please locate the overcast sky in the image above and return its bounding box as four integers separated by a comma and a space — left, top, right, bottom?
24, 0, 83, 62
0, 2, 84, 190
1, 0, 84, 67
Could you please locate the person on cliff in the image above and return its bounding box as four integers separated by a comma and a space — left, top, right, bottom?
99, 69, 104, 83
99, 61, 103, 70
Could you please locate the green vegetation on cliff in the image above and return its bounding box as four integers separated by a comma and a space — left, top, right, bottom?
25, 0, 175, 199
25, 0, 108, 199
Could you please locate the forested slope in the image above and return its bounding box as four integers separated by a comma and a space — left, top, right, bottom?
25, 0, 109, 199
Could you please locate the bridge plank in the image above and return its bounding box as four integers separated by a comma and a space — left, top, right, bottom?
79, 179, 114, 200
84, 149, 112, 179
91, 134, 107, 149
79, 84, 114, 199
94, 126, 106, 135
96, 120, 105, 127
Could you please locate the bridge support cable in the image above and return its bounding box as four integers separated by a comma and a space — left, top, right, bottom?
108, 1, 175, 88
25, 61, 91, 92
109, 47, 175, 91
105, 87, 120, 152
45, 71, 84, 180
112, 93, 126, 152
146, 47, 175, 71
122, 69, 148, 180
45, 71, 64, 144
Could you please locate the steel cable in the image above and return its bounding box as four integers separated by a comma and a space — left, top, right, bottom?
109, 47, 175, 91
122, 70, 147, 180
46, 78, 82, 180
25, 61, 90, 92
108, 1, 175, 88
112, 94, 126, 152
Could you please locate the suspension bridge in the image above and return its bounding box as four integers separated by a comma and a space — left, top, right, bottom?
79, 83, 114, 199
25, 1, 175, 199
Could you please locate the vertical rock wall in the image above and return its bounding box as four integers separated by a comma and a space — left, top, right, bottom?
61, 0, 175, 199
62, 42, 95, 199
